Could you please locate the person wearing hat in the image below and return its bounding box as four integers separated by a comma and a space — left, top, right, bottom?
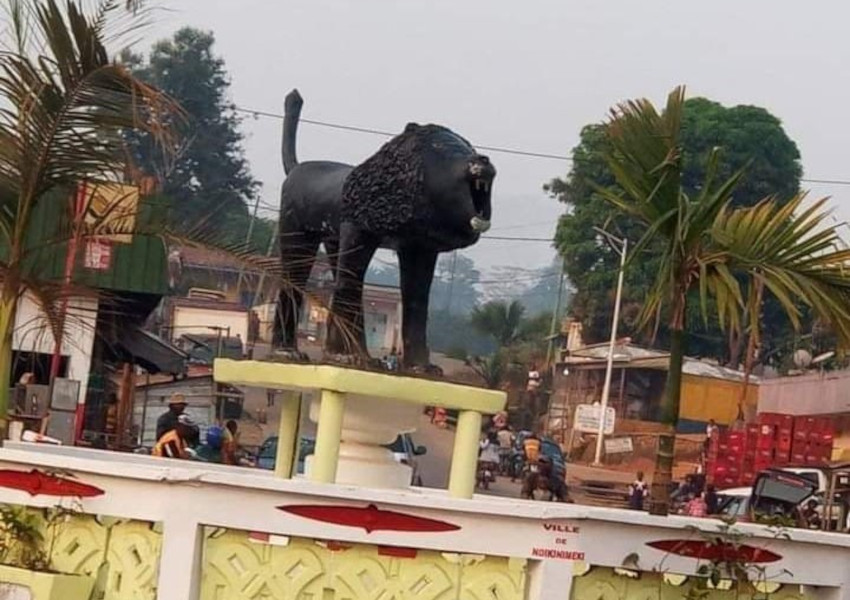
152, 414, 196, 459
156, 393, 187, 442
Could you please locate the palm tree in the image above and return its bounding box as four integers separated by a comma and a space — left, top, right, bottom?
0, 0, 181, 438
467, 351, 507, 390
470, 300, 526, 347
718, 196, 850, 418
598, 87, 850, 514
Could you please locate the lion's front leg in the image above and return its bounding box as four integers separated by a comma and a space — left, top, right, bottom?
398, 247, 438, 370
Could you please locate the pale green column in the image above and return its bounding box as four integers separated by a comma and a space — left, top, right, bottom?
310, 389, 346, 483
274, 391, 301, 479
448, 409, 482, 498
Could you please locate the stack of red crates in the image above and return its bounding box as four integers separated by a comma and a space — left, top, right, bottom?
792, 416, 834, 464
705, 413, 834, 489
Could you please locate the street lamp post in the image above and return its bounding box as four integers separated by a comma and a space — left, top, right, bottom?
593, 227, 627, 466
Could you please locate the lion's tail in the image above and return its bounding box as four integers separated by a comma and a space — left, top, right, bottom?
282, 89, 303, 175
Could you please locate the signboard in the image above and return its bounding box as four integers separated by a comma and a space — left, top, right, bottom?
573, 403, 615, 434
83, 182, 139, 244
604, 436, 634, 454
51, 378, 80, 411
84, 239, 112, 270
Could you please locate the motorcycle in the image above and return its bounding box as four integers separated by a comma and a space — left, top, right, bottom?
476, 461, 497, 490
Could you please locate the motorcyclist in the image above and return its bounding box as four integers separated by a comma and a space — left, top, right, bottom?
477, 431, 500, 489
522, 431, 541, 476
521, 455, 570, 502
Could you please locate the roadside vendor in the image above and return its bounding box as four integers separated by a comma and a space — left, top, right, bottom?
152, 414, 196, 459
156, 393, 187, 441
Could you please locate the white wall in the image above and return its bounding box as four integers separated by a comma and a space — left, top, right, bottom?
759, 370, 850, 416
12, 294, 98, 405
1, 444, 850, 600
171, 306, 248, 344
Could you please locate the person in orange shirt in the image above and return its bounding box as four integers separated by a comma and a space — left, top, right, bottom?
152, 414, 196, 459
523, 431, 541, 463
221, 420, 240, 465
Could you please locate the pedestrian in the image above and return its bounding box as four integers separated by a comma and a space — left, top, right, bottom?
479, 432, 500, 465
802, 499, 822, 530
386, 348, 399, 371
152, 414, 196, 459
477, 432, 500, 489
267, 389, 276, 408
704, 419, 718, 455
686, 492, 708, 518
104, 392, 118, 438
704, 484, 719, 515
222, 420, 239, 465
526, 364, 542, 392
497, 425, 514, 473
155, 393, 187, 441
628, 471, 648, 510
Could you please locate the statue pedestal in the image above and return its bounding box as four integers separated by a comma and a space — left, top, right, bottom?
213, 360, 507, 498
304, 394, 420, 488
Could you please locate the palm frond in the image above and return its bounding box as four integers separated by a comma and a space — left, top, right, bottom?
713, 194, 850, 347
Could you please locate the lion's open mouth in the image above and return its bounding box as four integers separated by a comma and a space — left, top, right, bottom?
469, 177, 492, 233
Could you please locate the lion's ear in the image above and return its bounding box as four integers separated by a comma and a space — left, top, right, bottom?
404, 122, 420, 133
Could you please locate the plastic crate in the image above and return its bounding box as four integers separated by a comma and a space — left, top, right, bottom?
716, 476, 741, 489
773, 448, 791, 464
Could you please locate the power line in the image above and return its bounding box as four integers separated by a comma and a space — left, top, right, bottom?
234, 104, 850, 186
235, 105, 571, 162
482, 235, 554, 242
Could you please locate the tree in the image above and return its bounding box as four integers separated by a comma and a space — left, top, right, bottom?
471, 300, 526, 346
468, 351, 507, 390
0, 0, 180, 437
598, 86, 850, 515
126, 27, 260, 243
549, 97, 803, 360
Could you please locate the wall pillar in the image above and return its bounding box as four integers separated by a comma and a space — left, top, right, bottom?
310, 389, 345, 483
157, 515, 203, 600
448, 409, 482, 498
274, 391, 301, 478
527, 560, 574, 600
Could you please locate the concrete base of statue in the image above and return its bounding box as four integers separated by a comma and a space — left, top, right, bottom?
213, 360, 507, 498
304, 394, 419, 488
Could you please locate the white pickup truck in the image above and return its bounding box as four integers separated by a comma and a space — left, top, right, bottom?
718, 465, 850, 530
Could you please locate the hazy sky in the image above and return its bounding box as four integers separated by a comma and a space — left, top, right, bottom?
142, 0, 850, 276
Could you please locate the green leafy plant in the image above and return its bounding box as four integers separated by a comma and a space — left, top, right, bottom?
0, 501, 82, 573
0, 505, 48, 571
623, 519, 794, 600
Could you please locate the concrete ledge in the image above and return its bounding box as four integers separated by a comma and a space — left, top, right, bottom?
213, 359, 507, 413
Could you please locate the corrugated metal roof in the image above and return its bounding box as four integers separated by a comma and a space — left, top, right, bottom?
562, 342, 757, 383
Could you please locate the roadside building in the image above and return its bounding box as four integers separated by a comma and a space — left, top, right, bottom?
6, 185, 186, 446
758, 370, 850, 459
546, 341, 758, 444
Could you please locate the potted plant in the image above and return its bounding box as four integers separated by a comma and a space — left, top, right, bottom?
0, 505, 94, 600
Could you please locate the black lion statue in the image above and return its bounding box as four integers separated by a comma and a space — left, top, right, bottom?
273, 89, 495, 369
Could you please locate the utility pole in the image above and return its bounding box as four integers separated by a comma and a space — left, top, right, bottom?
545, 257, 567, 370
235, 196, 261, 302
592, 227, 627, 466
